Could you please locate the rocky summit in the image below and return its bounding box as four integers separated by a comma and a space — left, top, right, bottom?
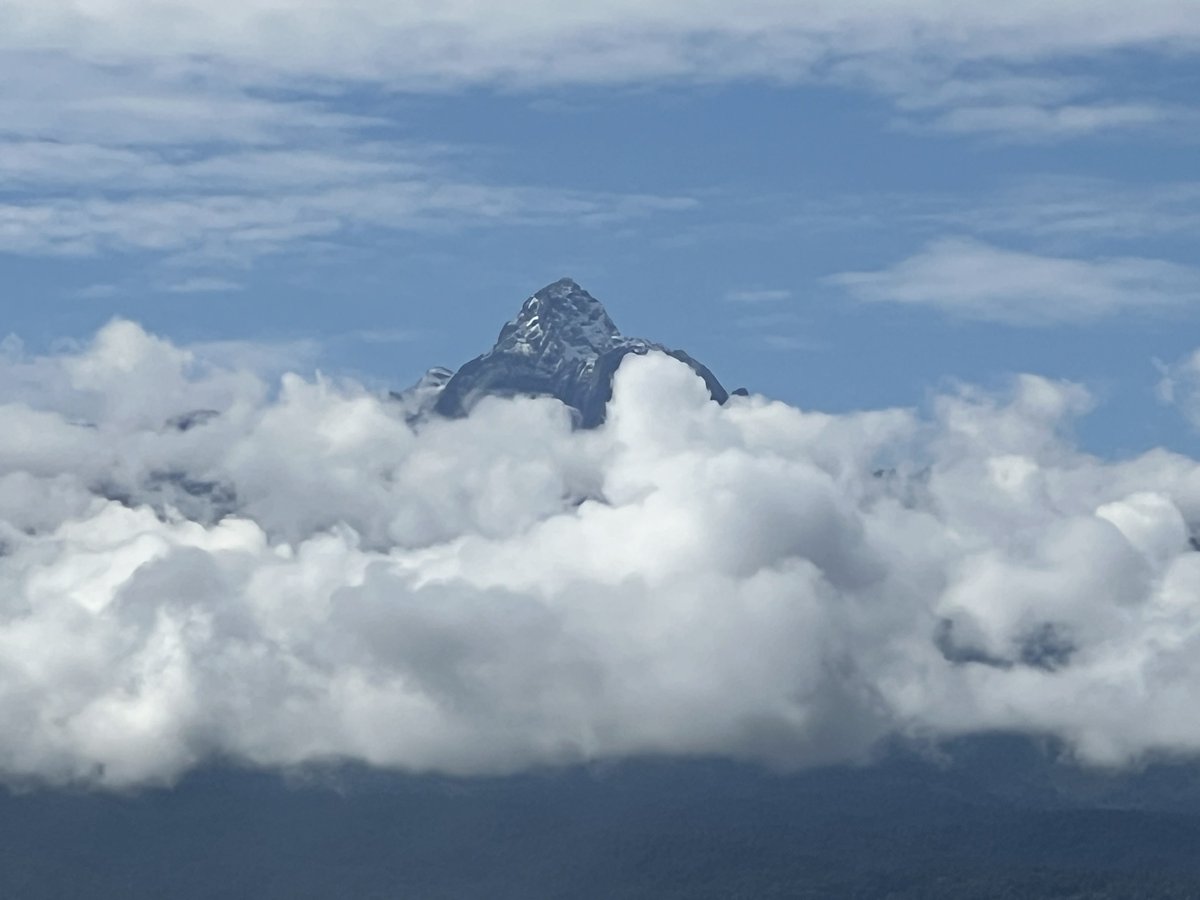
425, 278, 728, 428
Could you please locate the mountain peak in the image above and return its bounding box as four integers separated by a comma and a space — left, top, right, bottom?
430, 279, 729, 428
495, 278, 620, 363
544, 276, 583, 292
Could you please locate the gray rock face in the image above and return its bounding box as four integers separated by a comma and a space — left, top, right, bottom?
432, 278, 728, 427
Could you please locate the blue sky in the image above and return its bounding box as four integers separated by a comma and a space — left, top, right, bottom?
3, 1, 1199, 455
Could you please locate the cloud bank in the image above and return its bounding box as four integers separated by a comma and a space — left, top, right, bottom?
4, 321, 1200, 787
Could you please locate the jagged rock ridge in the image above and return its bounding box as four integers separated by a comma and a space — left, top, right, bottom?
429, 278, 728, 427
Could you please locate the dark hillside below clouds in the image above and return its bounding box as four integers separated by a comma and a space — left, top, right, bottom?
5, 739, 1200, 899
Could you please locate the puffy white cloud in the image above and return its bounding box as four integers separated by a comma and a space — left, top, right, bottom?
5, 320, 1200, 786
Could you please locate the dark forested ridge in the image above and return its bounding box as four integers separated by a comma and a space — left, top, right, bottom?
6, 736, 1200, 899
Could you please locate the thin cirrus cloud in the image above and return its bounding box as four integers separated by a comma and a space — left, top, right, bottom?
164, 278, 245, 295
5, 320, 1200, 786
0, 63, 699, 262
0, 174, 698, 261
4, 1, 1199, 88
828, 237, 1200, 326
0, 1, 1193, 150
926, 101, 1190, 140
0, 55, 698, 265
771, 177, 1200, 247
0, 2, 1192, 279
0, 3, 1193, 162
725, 289, 793, 304
843, 61, 1198, 140
931, 178, 1200, 242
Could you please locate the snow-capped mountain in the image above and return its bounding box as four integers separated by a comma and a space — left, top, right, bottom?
423, 278, 729, 427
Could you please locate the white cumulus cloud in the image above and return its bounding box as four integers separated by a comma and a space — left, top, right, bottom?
4, 320, 1200, 786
